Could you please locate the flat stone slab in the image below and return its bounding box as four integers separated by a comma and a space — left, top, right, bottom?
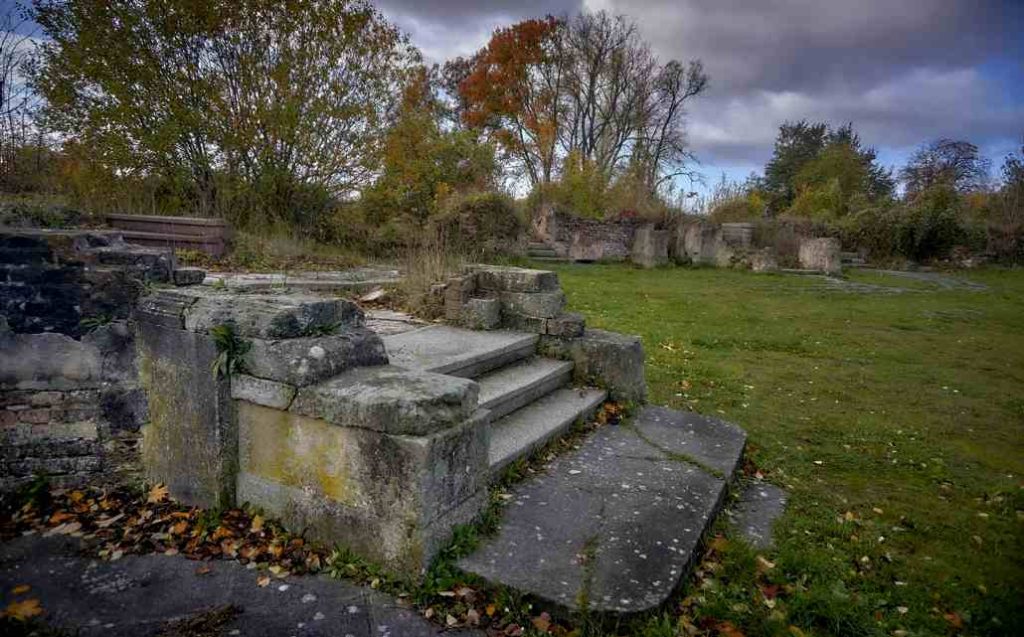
631, 405, 748, 476
725, 481, 788, 549
382, 326, 537, 378
0, 535, 477, 637
459, 405, 746, 615
203, 267, 402, 293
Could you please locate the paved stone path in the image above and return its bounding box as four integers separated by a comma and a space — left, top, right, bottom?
0, 535, 477, 637
459, 405, 746, 615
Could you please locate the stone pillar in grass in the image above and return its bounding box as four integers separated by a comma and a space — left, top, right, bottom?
799, 238, 842, 274
630, 224, 670, 268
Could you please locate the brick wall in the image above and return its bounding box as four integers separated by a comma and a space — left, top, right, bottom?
0, 229, 173, 497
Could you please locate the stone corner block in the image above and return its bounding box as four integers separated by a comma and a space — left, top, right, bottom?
289, 365, 480, 436
472, 265, 560, 293
243, 329, 387, 387
499, 290, 566, 319
539, 328, 647, 403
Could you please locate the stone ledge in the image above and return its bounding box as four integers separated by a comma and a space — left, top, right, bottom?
243, 330, 387, 387
289, 365, 480, 436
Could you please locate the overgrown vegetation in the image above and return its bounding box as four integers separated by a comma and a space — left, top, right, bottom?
701, 124, 1024, 264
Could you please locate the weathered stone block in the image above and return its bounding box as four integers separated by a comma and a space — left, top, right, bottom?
243, 329, 387, 387
290, 365, 479, 436
137, 320, 235, 508
631, 225, 669, 268
173, 267, 206, 286
444, 274, 477, 322
473, 265, 560, 293
184, 291, 364, 338
539, 328, 647, 403
235, 402, 488, 575
461, 297, 501, 330
671, 220, 728, 266
545, 312, 585, 338
230, 375, 297, 410
799, 237, 841, 274
499, 290, 566, 319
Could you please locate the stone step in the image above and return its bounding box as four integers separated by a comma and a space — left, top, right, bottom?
382, 325, 537, 378
460, 405, 747, 615
488, 387, 607, 473
527, 242, 550, 249
476, 357, 573, 420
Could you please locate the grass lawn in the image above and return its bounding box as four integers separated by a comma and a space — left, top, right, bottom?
543, 263, 1024, 637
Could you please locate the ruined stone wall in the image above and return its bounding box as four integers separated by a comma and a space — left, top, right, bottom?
0, 229, 178, 495
533, 205, 639, 262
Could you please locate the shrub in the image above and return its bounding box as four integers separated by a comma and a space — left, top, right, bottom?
433, 191, 525, 259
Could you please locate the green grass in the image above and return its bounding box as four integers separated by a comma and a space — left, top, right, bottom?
541, 263, 1024, 636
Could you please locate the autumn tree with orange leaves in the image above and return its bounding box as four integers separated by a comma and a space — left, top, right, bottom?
458, 16, 567, 187
456, 11, 708, 198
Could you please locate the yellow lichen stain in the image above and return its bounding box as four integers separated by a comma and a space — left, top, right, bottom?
239, 403, 359, 506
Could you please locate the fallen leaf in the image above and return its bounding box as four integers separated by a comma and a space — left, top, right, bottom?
788, 626, 806, 637
756, 555, 776, 571
268, 564, 289, 578
11, 584, 31, 595
3, 598, 43, 621
49, 511, 75, 525
532, 612, 552, 632
96, 513, 125, 528
250, 515, 264, 533
170, 520, 189, 535
466, 608, 481, 625
256, 575, 271, 588
943, 612, 963, 628
147, 484, 169, 504
446, 614, 458, 627
715, 620, 745, 637
485, 603, 496, 617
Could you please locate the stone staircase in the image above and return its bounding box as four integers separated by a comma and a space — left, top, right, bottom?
136, 264, 750, 617
382, 325, 607, 474
527, 240, 566, 262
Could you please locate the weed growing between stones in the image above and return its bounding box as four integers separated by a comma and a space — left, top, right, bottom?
209, 324, 250, 379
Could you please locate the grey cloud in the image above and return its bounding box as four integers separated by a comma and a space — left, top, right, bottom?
377, 0, 1023, 174
378, 0, 582, 62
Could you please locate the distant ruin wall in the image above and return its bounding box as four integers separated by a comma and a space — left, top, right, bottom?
0, 229, 177, 495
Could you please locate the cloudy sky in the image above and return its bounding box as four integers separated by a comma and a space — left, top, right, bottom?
5, 0, 1022, 190
378, 0, 1024, 188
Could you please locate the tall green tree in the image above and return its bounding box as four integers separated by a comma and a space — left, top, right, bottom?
764, 120, 892, 214
28, 0, 415, 223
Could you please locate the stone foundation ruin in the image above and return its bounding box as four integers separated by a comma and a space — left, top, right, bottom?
2, 226, 753, 611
